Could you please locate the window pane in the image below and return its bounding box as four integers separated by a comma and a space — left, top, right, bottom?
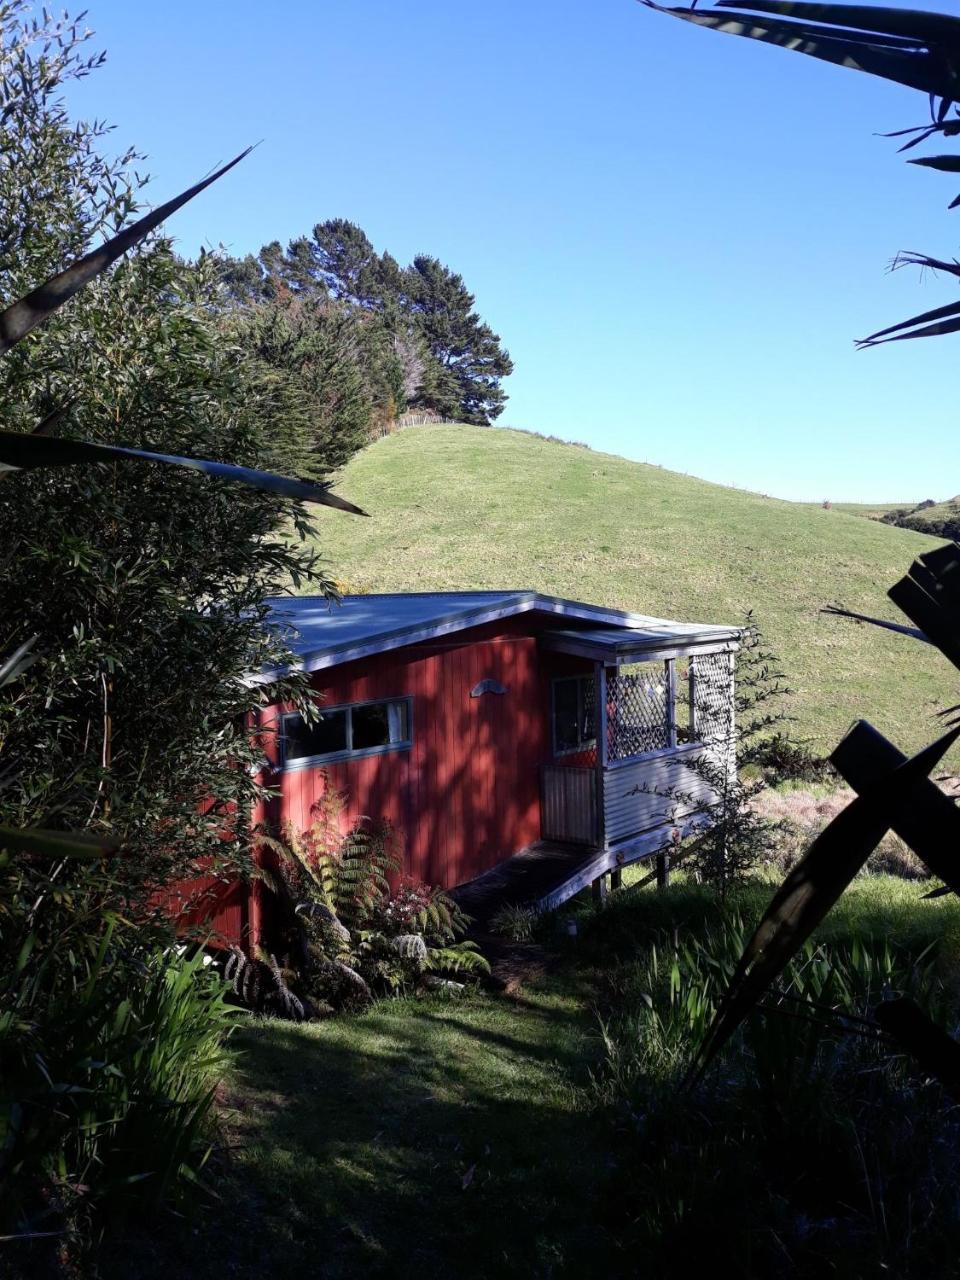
353, 701, 409, 747
580, 677, 596, 742
387, 701, 409, 744
675, 658, 694, 744
554, 679, 581, 752
285, 709, 347, 761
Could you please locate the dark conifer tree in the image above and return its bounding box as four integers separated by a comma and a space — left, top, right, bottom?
404, 255, 513, 424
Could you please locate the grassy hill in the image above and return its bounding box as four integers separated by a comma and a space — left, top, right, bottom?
310, 426, 954, 754
806, 501, 914, 519
897, 495, 960, 540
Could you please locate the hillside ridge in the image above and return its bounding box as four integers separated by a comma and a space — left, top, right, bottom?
312, 426, 950, 752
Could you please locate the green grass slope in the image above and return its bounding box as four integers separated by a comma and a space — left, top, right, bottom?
900, 495, 960, 539
312, 426, 953, 753
804, 500, 913, 519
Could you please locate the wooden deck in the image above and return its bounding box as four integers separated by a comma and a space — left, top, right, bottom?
452, 811, 713, 925
451, 841, 598, 926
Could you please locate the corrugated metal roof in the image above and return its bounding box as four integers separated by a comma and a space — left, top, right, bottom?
542, 623, 740, 656
256, 591, 739, 680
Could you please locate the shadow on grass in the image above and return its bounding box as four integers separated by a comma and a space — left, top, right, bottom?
102, 984, 620, 1280
574, 876, 960, 973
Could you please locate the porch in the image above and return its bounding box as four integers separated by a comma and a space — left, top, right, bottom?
536, 625, 738, 898
456, 621, 739, 918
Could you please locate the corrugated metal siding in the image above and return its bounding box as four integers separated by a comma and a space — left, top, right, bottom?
603, 753, 717, 845
540, 765, 598, 843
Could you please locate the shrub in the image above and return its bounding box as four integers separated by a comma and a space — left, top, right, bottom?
592, 909, 960, 1276
1, 931, 235, 1238
489, 903, 541, 943
257, 796, 490, 1013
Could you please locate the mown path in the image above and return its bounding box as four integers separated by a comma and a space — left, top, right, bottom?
115, 965, 620, 1280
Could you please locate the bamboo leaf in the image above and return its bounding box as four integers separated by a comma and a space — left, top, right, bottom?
875, 996, 960, 1099
644, 3, 960, 99
830, 720, 960, 893
889, 542, 960, 670
923, 884, 953, 898
0, 826, 121, 858
0, 636, 37, 687
822, 604, 931, 643
0, 149, 252, 354
892, 250, 960, 278
690, 723, 960, 1081
0, 432, 367, 514
713, 1, 960, 45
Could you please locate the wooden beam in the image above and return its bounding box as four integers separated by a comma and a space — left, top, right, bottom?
592, 874, 608, 905
666, 659, 678, 749
531, 812, 712, 913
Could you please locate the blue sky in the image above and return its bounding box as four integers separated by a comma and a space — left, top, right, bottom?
67, 0, 955, 502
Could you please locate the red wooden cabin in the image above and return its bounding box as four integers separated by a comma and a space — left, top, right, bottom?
192, 592, 739, 950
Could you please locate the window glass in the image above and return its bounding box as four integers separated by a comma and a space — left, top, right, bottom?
387, 700, 410, 744
352, 702, 390, 750
285, 709, 348, 761
554, 679, 581, 752
675, 657, 694, 744
283, 699, 410, 765
553, 675, 595, 754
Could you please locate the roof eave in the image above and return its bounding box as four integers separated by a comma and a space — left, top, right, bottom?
248, 591, 743, 685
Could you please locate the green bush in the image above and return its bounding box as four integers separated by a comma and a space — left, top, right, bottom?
592, 905, 960, 1277
489, 903, 541, 943
1, 915, 236, 1237
253, 797, 490, 1014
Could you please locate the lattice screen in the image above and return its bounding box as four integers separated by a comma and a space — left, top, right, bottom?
691, 652, 733, 747
606, 663, 670, 760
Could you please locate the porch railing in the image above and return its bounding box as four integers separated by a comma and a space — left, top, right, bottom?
540, 765, 599, 845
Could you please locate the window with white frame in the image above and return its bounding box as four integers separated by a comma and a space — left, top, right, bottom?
552, 675, 596, 755
282, 698, 412, 767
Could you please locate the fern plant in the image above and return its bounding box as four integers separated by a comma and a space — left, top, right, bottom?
254, 785, 489, 1015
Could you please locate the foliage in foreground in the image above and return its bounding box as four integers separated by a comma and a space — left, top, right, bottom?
1, 937, 235, 1234
647, 0, 960, 347
245, 793, 489, 1018
0, 0, 358, 1246
592, 898, 960, 1277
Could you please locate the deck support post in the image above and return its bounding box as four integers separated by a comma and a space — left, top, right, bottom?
592, 874, 608, 906
656, 850, 670, 891
610, 867, 623, 892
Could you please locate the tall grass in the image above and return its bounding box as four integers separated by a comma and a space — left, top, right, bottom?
591, 894, 960, 1277
1, 939, 237, 1240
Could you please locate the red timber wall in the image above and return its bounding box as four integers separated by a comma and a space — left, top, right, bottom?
253, 617, 559, 898
185, 617, 598, 950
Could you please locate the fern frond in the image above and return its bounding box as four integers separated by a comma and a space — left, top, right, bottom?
425, 941, 491, 976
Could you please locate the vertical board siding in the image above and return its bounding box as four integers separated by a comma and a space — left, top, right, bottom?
180, 624, 734, 949
261, 617, 549, 895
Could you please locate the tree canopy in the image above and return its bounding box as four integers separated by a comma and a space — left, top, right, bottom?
219, 219, 513, 428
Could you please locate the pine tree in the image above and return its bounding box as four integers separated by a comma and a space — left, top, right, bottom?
218, 225, 513, 427
404, 255, 513, 424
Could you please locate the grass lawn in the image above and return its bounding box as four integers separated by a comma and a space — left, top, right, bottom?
113, 970, 614, 1280
311, 425, 953, 755
106, 875, 960, 1280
